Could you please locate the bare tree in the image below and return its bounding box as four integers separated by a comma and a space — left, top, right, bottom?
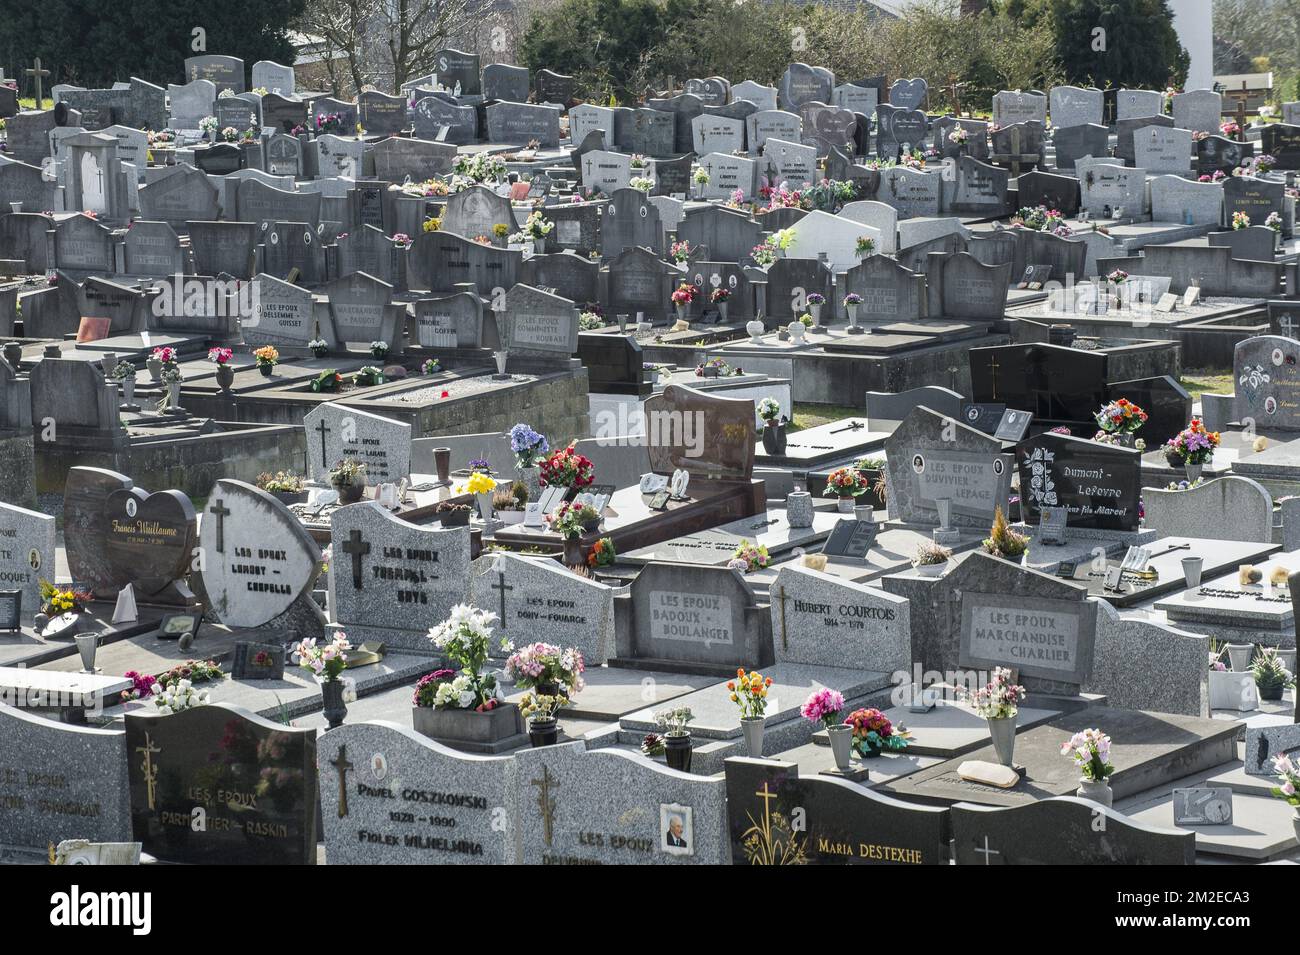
298, 0, 381, 95
377, 0, 477, 91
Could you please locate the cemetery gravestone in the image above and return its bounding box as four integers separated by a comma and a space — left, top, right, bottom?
196, 479, 321, 629
126, 704, 317, 865
303, 404, 412, 486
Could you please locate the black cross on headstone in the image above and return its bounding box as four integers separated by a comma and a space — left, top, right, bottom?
342, 528, 370, 589
492, 570, 513, 626
315, 418, 331, 469
25, 58, 50, 107
207, 499, 231, 553
330, 745, 353, 819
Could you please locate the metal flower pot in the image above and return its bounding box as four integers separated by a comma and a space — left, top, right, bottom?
321, 679, 348, 729
826, 723, 853, 770
987, 714, 1017, 767
528, 717, 559, 747
664, 733, 693, 772
216, 363, 235, 391
741, 716, 765, 757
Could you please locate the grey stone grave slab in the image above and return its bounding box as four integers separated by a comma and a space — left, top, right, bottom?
413, 290, 483, 349
732, 81, 778, 111
1049, 85, 1104, 128
514, 742, 728, 864
951, 797, 1194, 863
482, 63, 529, 103
137, 167, 221, 230
252, 60, 295, 95
328, 501, 470, 650
1143, 475, 1273, 543
1149, 174, 1222, 225
0, 704, 129, 848
1076, 157, 1147, 215
167, 79, 216, 131
1133, 125, 1193, 176
317, 722, 514, 864
442, 185, 515, 243
1051, 122, 1108, 171
302, 403, 412, 485
1172, 89, 1222, 134
470, 552, 613, 665
768, 564, 909, 672
323, 271, 402, 348
195, 479, 321, 629
185, 54, 245, 94
879, 166, 941, 217
486, 101, 562, 148
412, 96, 477, 145
884, 406, 1012, 528
502, 283, 578, 358
1116, 88, 1163, 121
600, 187, 663, 257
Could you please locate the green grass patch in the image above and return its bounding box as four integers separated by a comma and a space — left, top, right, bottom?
1179, 369, 1232, 401
790, 402, 865, 432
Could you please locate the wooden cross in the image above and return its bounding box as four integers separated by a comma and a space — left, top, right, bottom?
775, 584, 789, 651
315, 418, 331, 468
331, 745, 354, 818
25, 58, 50, 107
946, 77, 968, 117
491, 570, 513, 627
342, 529, 370, 589
207, 499, 231, 554
136, 732, 160, 811
531, 766, 558, 846
974, 835, 1001, 864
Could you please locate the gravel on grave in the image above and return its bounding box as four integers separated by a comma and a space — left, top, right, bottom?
388, 373, 538, 403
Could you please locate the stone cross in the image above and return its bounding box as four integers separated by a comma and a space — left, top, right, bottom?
342, 529, 370, 589
136, 731, 161, 811
986, 356, 1001, 400
315, 418, 331, 468
1279, 313, 1298, 339
207, 499, 231, 554
531, 766, 558, 847
774, 584, 788, 651
974, 835, 1001, 864
331, 744, 354, 818
492, 571, 513, 628
25, 58, 50, 106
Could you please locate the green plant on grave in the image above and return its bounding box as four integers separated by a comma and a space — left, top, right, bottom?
1252, 648, 1295, 694
329, 458, 366, 489
982, 506, 1029, 559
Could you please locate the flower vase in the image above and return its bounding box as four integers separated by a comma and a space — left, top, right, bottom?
846, 304, 860, 324
476, 491, 493, 522
75, 632, 98, 672
3, 342, 22, 366
121, 378, 136, 405
809, 303, 822, 325
987, 714, 1017, 767
826, 723, 853, 770
745, 319, 765, 343
433, 447, 451, 485
562, 536, 584, 565
259, 363, 274, 377
786, 491, 813, 528
761, 421, 786, 455
664, 733, 693, 772
837, 496, 856, 513
166, 382, 181, 408
533, 238, 546, 254
741, 716, 765, 757
216, 364, 234, 391
528, 717, 559, 747
1185, 462, 1204, 482
146, 358, 162, 381
518, 465, 541, 501
321, 680, 348, 729
1076, 777, 1113, 807
717, 302, 728, 322
337, 481, 365, 504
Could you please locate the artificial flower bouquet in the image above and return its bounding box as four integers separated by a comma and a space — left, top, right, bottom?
728, 668, 773, 719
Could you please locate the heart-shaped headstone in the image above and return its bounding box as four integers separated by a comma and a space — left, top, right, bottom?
889, 78, 928, 110
105, 487, 198, 593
